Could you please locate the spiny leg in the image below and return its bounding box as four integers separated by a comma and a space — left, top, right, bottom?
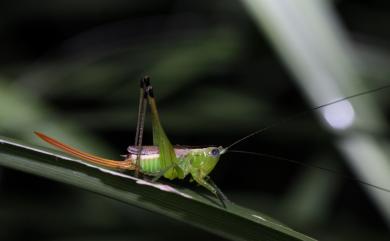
193, 175, 228, 208
134, 76, 149, 177
205, 176, 230, 203
143, 77, 183, 179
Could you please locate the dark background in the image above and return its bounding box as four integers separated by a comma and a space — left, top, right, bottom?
0, 1, 390, 240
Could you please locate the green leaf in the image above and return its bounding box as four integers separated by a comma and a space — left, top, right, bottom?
0, 135, 316, 241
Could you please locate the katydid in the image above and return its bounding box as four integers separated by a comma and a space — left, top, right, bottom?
35, 76, 228, 203
35, 76, 390, 205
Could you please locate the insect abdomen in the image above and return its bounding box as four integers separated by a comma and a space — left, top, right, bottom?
139, 156, 162, 175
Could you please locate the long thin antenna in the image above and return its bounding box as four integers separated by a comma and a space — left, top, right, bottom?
229, 150, 390, 193
225, 84, 390, 150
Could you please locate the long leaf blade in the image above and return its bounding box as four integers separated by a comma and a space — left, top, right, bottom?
0, 135, 316, 241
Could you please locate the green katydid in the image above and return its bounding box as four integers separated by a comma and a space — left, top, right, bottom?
35, 76, 390, 205
35, 76, 229, 203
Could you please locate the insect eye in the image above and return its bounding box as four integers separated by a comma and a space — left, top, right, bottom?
210, 148, 220, 157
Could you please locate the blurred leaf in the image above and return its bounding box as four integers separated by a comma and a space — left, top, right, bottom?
0, 80, 113, 156
0, 135, 315, 241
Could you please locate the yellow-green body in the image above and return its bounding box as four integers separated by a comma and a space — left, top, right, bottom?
127, 146, 223, 193
133, 77, 226, 198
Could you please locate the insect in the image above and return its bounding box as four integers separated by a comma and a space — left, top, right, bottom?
35, 76, 390, 206
35, 76, 229, 203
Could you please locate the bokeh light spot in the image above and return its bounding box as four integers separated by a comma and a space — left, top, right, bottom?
322, 101, 355, 130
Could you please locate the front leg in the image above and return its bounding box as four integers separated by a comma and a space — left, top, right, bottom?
205, 176, 230, 203
192, 172, 229, 207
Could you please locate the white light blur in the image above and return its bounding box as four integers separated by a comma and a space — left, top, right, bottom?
322, 100, 355, 130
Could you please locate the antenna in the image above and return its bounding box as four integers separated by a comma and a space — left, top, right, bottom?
225, 84, 390, 150
229, 149, 390, 193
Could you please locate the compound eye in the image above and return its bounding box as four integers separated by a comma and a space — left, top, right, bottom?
210, 148, 220, 157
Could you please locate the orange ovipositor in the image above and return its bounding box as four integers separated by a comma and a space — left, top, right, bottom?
34, 132, 134, 170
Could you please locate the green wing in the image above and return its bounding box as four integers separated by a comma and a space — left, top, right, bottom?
148, 97, 184, 179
